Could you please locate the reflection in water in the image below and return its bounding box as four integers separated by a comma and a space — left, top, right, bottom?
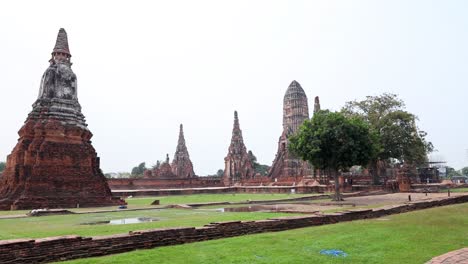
80, 217, 158, 225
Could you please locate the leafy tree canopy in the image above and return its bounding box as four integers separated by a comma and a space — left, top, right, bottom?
289, 110, 378, 200
248, 150, 271, 176
446, 167, 462, 178
0, 161, 5, 174
461, 167, 468, 176
342, 93, 433, 166
131, 162, 146, 177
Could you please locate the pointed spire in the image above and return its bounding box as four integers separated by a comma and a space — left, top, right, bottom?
176, 123, 187, 152
52, 28, 71, 56
223, 110, 255, 184
233, 111, 240, 130
172, 124, 195, 177
229, 110, 244, 149
314, 96, 321, 113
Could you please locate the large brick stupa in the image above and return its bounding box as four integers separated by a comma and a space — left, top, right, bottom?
0, 28, 125, 210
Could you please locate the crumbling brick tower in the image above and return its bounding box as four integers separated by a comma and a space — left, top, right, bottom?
171, 124, 195, 178
223, 111, 255, 186
0, 28, 125, 210
269, 80, 312, 179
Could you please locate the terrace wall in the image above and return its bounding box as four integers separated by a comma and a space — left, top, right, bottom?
0, 195, 467, 263
108, 177, 224, 190
111, 186, 328, 197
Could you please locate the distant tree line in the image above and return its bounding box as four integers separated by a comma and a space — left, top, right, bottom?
248, 151, 270, 176
446, 166, 468, 178
130, 162, 147, 178
103, 162, 148, 179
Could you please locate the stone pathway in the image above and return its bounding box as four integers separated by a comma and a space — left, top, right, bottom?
426, 248, 468, 264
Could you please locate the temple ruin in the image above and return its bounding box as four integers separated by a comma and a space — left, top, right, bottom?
144, 124, 195, 179
0, 28, 124, 210
268, 80, 312, 179
223, 111, 255, 185
171, 124, 195, 178
314, 96, 321, 113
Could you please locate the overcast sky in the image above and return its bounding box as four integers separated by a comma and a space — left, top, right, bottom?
1, 1, 467, 174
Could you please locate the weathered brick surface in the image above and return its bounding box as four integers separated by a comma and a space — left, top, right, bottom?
0, 195, 466, 263
223, 111, 255, 185
0, 28, 124, 210
269, 80, 312, 179
144, 125, 196, 179
171, 124, 195, 178
108, 177, 224, 191
109, 185, 327, 197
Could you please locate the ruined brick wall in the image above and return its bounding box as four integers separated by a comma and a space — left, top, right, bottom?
0, 195, 466, 263
109, 185, 327, 197
107, 177, 224, 190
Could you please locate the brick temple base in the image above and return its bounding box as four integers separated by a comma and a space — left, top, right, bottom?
0, 120, 125, 210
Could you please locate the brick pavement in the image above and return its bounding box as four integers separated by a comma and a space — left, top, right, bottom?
427, 248, 468, 264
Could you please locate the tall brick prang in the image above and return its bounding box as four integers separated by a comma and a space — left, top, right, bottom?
171, 124, 195, 178
223, 111, 255, 186
0, 28, 124, 210
269, 80, 312, 179
314, 96, 321, 113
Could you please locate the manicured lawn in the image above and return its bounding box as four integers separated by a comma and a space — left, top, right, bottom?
0, 209, 295, 240
126, 193, 319, 206
447, 187, 468, 193
62, 203, 468, 264
0, 209, 31, 216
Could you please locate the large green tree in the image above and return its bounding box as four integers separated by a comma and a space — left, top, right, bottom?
446, 167, 461, 178
248, 150, 271, 176
131, 162, 147, 177
0, 161, 5, 174
342, 93, 433, 182
289, 110, 378, 201
461, 167, 468, 176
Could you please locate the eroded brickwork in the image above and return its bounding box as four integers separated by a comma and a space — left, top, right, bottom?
171, 124, 195, 178
269, 81, 312, 179
0, 29, 124, 210
314, 96, 321, 113
223, 111, 255, 185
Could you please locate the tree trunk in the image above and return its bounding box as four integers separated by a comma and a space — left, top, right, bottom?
332, 169, 343, 201
370, 160, 380, 185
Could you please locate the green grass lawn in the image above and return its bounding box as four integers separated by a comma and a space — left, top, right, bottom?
126, 193, 319, 206
61, 203, 468, 264
446, 187, 468, 193
0, 208, 295, 240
